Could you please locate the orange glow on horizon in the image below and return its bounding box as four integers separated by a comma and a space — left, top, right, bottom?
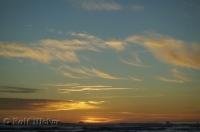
82, 117, 115, 123
32, 100, 103, 111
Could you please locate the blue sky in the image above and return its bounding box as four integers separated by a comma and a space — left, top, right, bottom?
0, 0, 200, 122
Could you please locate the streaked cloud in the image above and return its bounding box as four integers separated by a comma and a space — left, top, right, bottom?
128, 76, 143, 82
58, 84, 132, 93
96, 94, 164, 99
172, 68, 190, 82
157, 76, 185, 83
157, 68, 190, 83
0, 98, 104, 111
0, 32, 125, 63
45, 83, 80, 87
71, 32, 126, 52
92, 68, 120, 79
126, 33, 200, 70
0, 43, 52, 63
1, 32, 199, 71
72, 0, 144, 12
105, 39, 126, 51
75, 0, 122, 11
120, 53, 149, 67
0, 86, 39, 93
0, 33, 96, 63
0, 41, 79, 63
58, 65, 121, 79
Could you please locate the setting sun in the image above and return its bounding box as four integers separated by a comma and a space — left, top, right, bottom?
82, 117, 114, 123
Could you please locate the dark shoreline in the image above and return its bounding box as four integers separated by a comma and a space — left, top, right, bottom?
0, 122, 200, 132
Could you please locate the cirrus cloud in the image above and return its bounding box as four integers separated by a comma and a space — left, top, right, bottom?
0, 32, 199, 71
157, 68, 190, 83
126, 34, 200, 70
0, 32, 126, 64
0, 86, 40, 93
0, 98, 104, 111
75, 0, 122, 11
57, 65, 121, 80
58, 84, 132, 93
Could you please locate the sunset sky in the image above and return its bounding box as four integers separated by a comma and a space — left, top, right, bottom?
0, 0, 200, 123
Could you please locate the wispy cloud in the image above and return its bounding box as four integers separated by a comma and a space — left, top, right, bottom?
172, 68, 190, 82
0, 33, 88, 63
126, 33, 200, 70
0, 41, 79, 63
75, 0, 122, 11
58, 65, 121, 79
45, 83, 80, 87
0, 43, 52, 63
72, 0, 144, 12
58, 84, 132, 93
0, 98, 104, 111
71, 32, 126, 52
157, 76, 184, 83
120, 53, 149, 67
1, 32, 199, 71
157, 68, 190, 83
92, 68, 120, 79
0, 32, 126, 64
94, 94, 164, 99
128, 76, 143, 82
105, 39, 126, 51
0, 86, 40, 93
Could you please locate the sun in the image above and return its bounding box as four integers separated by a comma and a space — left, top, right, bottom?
82, 117, 113, 123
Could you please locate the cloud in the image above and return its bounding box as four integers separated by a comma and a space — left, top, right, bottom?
0, 86, 40, 93
0, 43, 52, 63
105, 39, 126, 51
76, 0, 122, 11
58, 65, 121, 79
91, 68, 120, 79
120, 53, 149, 67
126, 33, 200, 69
157, 76, 184, 83
72, 0, 144, 12
71, 32, 126, 51
93, 94, 164, 99
157, 68, 190, 83
1, 32, 199, 71
172, 69, 190, 81
0, 41, 79, 63
0, 32, 125, 64
58, 84, 131, 93
0, 98, 104, 111
53, 32, 106, 52
128, 76, 143, 82
45, 83, 80, 87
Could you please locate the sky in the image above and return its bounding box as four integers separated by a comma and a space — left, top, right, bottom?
0, 0, 200, 123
